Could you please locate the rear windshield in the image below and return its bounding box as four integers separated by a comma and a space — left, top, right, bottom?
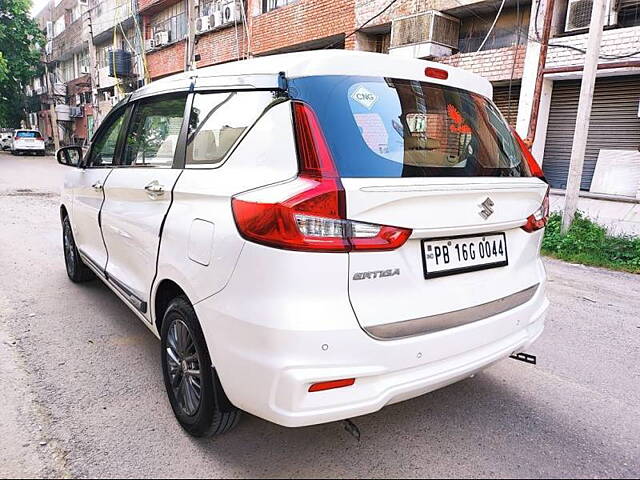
289, 76, 532, 178
16, 131, 40, 138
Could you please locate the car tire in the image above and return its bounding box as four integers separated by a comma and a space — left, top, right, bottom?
161, 296, 241, 437
62, 215, 95, 282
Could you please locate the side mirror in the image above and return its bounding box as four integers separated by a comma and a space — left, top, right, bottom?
56, 146, 83, 167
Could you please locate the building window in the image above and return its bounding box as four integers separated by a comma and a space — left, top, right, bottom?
54, 16, 66, 37
618, 0, 640, 27
457, 6, 529, 53
262, 0, 297, 13
150, 2, 187, 43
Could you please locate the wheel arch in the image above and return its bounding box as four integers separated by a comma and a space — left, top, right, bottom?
153, 278, 189, 335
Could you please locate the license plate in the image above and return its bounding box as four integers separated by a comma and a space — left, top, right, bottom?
422, 233, 508, 279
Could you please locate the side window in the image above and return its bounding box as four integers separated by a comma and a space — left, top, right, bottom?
121, 95, 187, 168
186, 91, 276, 166
86, 108, 126, 167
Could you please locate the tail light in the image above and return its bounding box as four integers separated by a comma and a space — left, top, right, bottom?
231, 102, 412, 252
522, 186, 550, 233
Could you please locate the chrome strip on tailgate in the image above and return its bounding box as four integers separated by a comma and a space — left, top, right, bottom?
365, 284, 539, 340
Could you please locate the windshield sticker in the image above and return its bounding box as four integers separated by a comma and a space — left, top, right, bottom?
354, 113, 389, 155
351, 86, 379, 110
447, 104, 472, 134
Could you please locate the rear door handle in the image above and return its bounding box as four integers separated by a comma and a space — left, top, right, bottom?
92, 181, 103, 191
144, 181, 165, 198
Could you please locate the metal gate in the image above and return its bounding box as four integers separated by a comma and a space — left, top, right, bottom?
493, 84, 521, 127
542, 75, 640, 190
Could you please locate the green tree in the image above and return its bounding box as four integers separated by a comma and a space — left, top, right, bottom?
0, 0, 44, 127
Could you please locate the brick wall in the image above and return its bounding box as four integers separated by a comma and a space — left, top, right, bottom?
249, 0, 356, 55
434, 45, 527, 82
546, 26, 640, 69
147, 41, 186, 79
195, 26, 248, 67
354, 0, 491, 27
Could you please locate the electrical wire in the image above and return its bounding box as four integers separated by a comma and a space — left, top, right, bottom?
477, 0, 507, 52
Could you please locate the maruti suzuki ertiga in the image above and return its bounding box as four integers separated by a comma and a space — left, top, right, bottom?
56, 51, 549, 437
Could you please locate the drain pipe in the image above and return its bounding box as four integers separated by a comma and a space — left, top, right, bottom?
524, 0, 556, 148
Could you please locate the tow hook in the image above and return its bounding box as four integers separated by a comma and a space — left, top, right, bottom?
510, 352, 537, 365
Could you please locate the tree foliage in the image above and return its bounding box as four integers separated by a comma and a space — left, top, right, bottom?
0, 0, 44, 127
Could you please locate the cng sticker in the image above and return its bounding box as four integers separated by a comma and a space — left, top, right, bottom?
350, 85, 378, 110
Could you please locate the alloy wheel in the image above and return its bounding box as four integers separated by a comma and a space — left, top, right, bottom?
165, 319, 202, 417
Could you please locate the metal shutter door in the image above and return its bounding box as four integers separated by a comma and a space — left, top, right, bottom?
493, 84, 521, 127
542, 75, 640, 190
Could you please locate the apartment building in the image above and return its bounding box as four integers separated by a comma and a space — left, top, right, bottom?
26, 0, 640, 230
26, 0, 145, 144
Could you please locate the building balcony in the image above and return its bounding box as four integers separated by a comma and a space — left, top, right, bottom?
49, 19, 84, 62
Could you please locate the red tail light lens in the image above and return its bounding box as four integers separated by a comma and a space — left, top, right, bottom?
231, 102, 412, 252
512, 128, 545, 179
522, 186, 550, 233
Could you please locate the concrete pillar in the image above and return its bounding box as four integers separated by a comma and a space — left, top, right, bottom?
531, 77, 553, 164
515, 0, 545, 139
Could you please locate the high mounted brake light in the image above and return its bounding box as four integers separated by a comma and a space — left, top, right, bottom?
231, 102, 412, 252
425, 67, 448, 80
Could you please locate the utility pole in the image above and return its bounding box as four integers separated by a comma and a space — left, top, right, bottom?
85, 7, 101, 129
561, 0, 608, 233
185, 0, 197, 71
44, 60, 60, 151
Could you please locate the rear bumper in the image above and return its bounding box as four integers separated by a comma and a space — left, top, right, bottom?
195, 249, 548, 427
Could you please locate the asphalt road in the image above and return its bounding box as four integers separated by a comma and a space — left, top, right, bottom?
0, 152, 639, 479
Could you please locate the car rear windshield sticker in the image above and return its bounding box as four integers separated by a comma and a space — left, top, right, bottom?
354, 113, 389, 155
350, 85, 378, 110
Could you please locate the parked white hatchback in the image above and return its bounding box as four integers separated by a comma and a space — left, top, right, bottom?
12, 129, 46, 155
57, 51, 549, 437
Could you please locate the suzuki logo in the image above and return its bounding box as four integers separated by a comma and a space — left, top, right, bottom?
479, 197, 495, 220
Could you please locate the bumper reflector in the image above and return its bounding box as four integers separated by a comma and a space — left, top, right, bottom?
308, 378, 355, 392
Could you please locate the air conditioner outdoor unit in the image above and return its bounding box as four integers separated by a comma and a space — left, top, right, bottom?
144, 38, 155, 51
196, 15, 210, 33
565, 0, 618, 32
154, 31, 170, 46
221, 0, 240, 24
390, 10, 460, 58
46, 21, 54, 39
210, 10, 222, 28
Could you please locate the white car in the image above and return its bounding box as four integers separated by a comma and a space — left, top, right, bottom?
56, 51, 549, 437
12, 129, 46, 155
1, 132, 13, 150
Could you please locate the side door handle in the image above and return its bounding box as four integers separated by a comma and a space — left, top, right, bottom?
144, 181, 165, 198
92, 181, 103, 191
